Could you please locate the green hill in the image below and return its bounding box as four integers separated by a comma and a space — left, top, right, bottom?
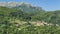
0, 4, 60, 34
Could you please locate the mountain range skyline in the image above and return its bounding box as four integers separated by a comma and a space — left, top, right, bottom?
0, 0, 60, 11
0, 2, 36, 7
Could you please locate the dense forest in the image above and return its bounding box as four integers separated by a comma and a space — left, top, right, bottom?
0, 3, 60, 34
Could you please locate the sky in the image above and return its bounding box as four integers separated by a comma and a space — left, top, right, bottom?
0, 0, 60, 11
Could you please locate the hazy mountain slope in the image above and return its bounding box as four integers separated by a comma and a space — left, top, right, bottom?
0, 2, 45, 12
14, 2, 45, 12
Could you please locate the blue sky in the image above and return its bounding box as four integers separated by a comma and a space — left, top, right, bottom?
0, 0, 60, 11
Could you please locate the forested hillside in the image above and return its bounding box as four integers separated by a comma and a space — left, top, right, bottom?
0, 3, 60, 34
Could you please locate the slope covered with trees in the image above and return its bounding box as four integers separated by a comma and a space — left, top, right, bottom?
0, 3, 60, 34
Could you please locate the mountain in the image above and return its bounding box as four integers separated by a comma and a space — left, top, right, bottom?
0, 2, 60, 34
14, 2, 45, 12
0, 2, 60, 25
0, 2, 45, 12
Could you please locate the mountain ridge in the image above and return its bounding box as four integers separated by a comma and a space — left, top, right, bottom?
0, 2, 45, 12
